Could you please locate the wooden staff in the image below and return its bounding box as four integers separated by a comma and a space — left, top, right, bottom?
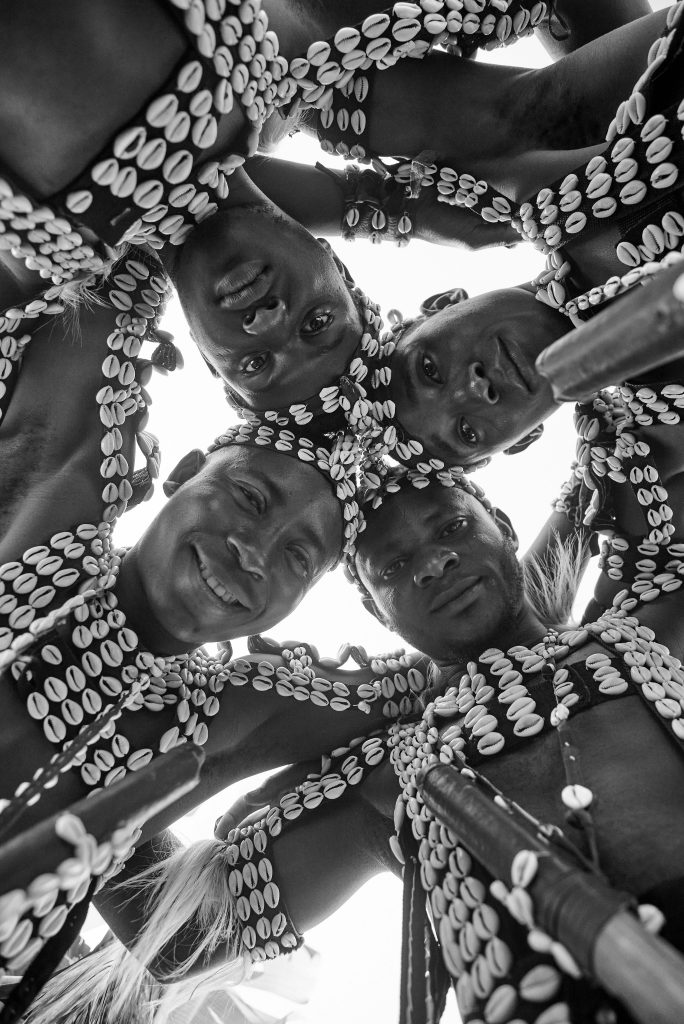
420, 763, 684, 1024
535, 263, 684, 401
0, 743, 204, 893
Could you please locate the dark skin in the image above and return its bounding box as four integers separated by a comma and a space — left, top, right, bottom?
0, 264, 396, 855
170, 192, 364, 411
116, 446, 343, 655
355, 487, 540, 662
389, 278, 684, 468
99, 455, 684, 980
0, 3, 666, 302
390, 285, 565, 466
246, 448, 684, 942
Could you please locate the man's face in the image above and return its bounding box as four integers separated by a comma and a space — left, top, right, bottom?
131, 446, 342, 647
390, 288, 565, 466
356, 485, 524, 662
174, 205, 363, 410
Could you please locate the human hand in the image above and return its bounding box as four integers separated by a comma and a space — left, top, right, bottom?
409, 189, 520, 250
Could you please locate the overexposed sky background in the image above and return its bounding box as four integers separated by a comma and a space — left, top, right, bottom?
85, 8, 670, 1019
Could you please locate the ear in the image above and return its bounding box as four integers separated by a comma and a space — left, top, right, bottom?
199, 351, 220, 379
504, 423, 544, 456
163, 449, 206, 498
419, 287, 469, 317
492, 506, 519, 552
360, 592, 392, 628
317, 237, 354, 285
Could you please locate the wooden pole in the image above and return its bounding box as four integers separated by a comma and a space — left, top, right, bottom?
0, 743, 204, 893
420, 763, 684, 1024
535, 263, 684, 401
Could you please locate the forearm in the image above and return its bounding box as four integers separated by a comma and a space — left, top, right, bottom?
533, 9, 670, 147
536, 0, 653, 59
94, 830, 183, 951
243, 156, 344, 235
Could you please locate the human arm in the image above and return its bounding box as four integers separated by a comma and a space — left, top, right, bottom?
114, 638, 429, 842
95, 757, 394, 981
535, 0, 654, 60
310, 11, 668, 202
244, 155, 519, 249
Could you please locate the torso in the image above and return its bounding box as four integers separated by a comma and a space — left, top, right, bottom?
364, 639, 684, 897
0, 1, 188, 197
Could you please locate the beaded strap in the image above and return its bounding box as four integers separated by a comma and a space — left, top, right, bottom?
520, 0, 684, 320
319, 162, 414, 246
220, 728, 392, 963
0, 0, 289, 288
0, 251, 174, 513
556, 385, 679, 547
0, 288, 78, 427
0, 812, 141, 982
288, 0, 550, 135
0, 542, 224, 831
243, 636, 430, 718
222, 823, 303, 963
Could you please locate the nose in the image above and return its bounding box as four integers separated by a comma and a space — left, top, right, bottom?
226, 537, 264, 580
467, 362, 499, 404
414, 549, 459, 588
242, 297, 288, 336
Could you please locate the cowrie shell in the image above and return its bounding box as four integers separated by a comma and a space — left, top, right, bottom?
177, 59, 203, 93
646, 136, 673, 163
640, 113, 667, 142
111, 167, 137, 198
520, 963, 562, 1002
91, 158, 119, 187
651, 162, 678, 189
564, 210, 587, 234
620, 179, 647, 205
147, 94, 179, 128
483, 984, 517, 1023
561, 783, 593, 809
65, 190, 93, 214
113, 126, 146, 161
616, 240, 641, 266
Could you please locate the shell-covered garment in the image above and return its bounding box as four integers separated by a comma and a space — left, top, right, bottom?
519, 1, 684, 322
220, 586, 684, 1024
238, 3, 684, 472
299, 0, 550, 169
0, 0, 288, 289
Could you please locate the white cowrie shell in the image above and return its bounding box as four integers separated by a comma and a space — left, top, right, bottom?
619, 179, 647, 205
651, 162, 678, 189
561, 783, 593, 810
147, 93, 179, 128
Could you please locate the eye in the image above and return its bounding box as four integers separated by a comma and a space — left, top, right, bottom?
242, 353, 270, 375
302, 310, 334, 335
238, 484, 265, 513
421, 354, 441, 383
381, 556, 407, 580
288, 545, 312, 579
441, 517, 468, 538
459, 418, 478, 447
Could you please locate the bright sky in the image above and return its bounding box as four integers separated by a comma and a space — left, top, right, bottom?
85, 9, 670, 1021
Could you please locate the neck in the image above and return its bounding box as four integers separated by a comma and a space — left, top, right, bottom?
508, 599, 551, 649
115, 548, 193, 658
434, 599, 552, 676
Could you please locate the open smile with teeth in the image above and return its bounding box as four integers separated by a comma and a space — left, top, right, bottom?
198, 559, 245, 608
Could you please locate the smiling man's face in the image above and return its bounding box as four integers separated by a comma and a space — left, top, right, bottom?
128, 445, 342, 650
355, 484, 524, 662
174, 204, 363, 411
390, 287, 565, 466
